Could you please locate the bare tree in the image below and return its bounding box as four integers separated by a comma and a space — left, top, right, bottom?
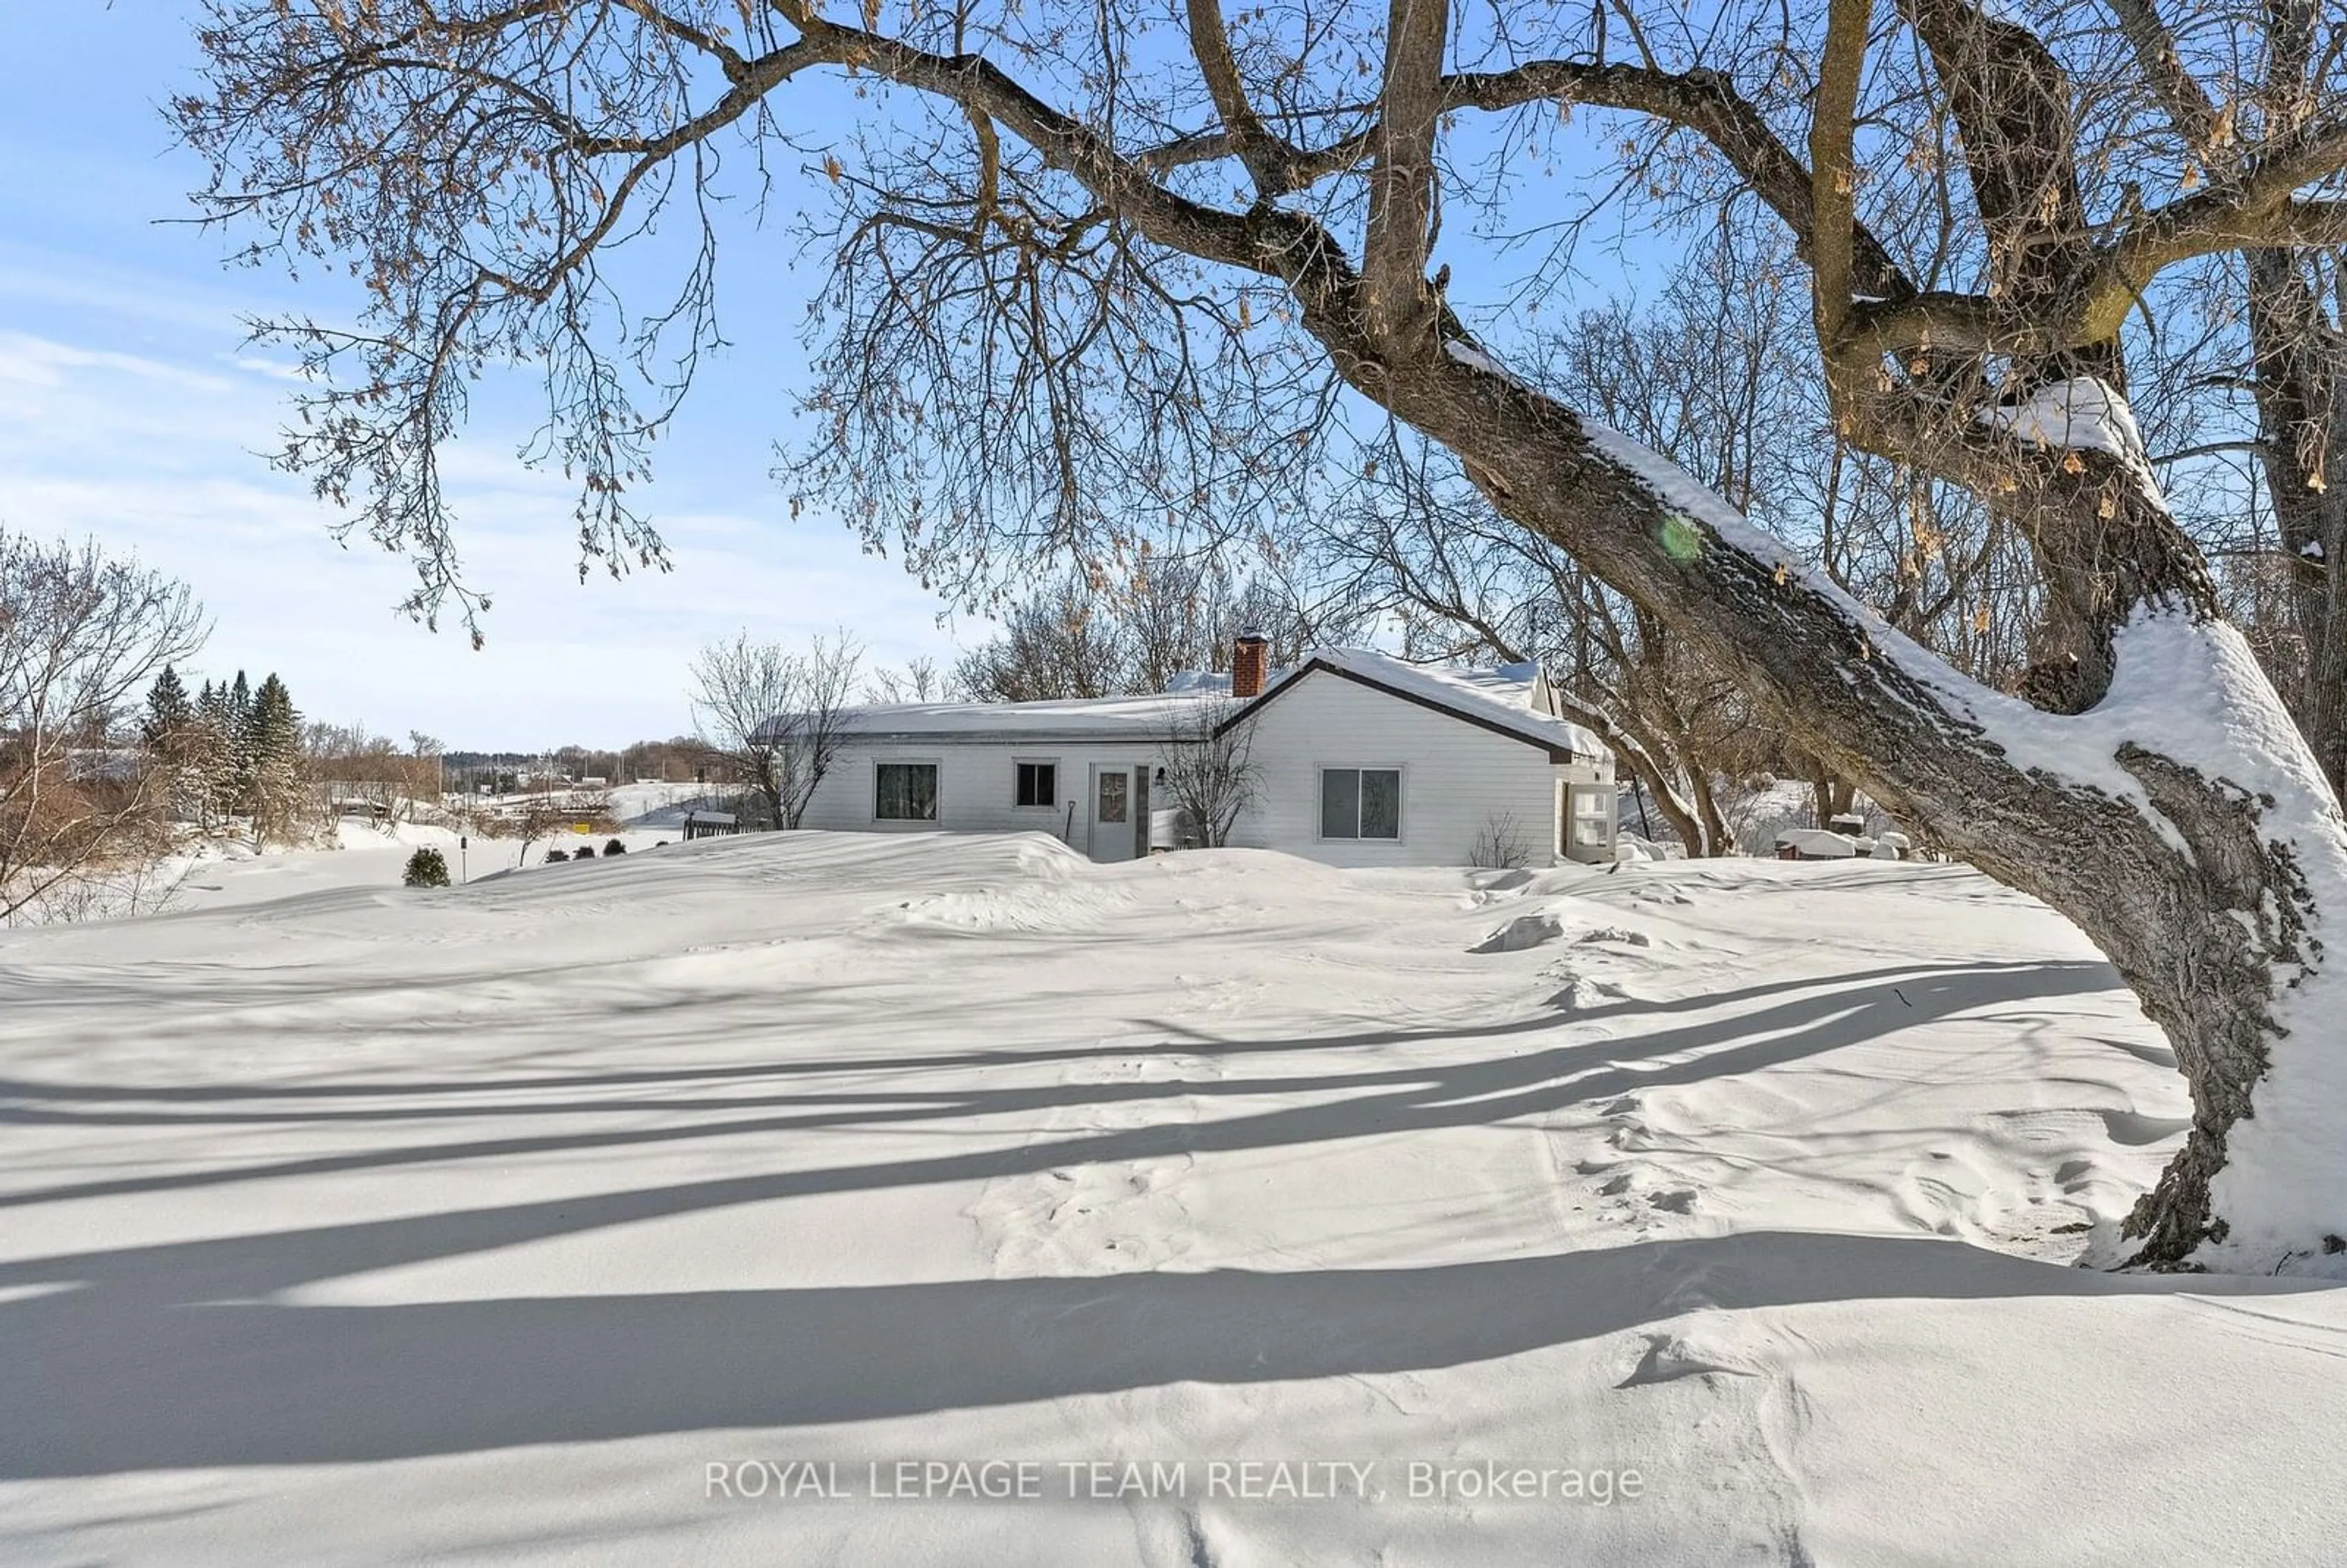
1340, 232, 2033, 855
509, 790, 573, 868
1469, 812, 1532, 871
1, 531, 208, 923
2099, 0, 2347, 808
862, 656, 944, 704
1155, 697, 1259, 848
960, 561, 1372, 700
308, 721, 444, 827
953, 578, 1134, 701
180, 0, 2347, 1266
691, 630, 862, 829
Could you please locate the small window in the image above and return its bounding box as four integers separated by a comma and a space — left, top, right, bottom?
875, 762, 938, 821
1015, 761, 1057, 808
1097, 770, 1129, 824
1321, 768, 1401, 840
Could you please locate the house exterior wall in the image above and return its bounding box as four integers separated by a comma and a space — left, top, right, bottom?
1226, 671, 1579, 868
798, 739, 1160, 855
795, 672, 1620, 868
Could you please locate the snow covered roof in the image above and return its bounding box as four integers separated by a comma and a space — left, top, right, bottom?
1775, 828, 1862, 859
790, 648, 1611, 761
812, 689, 1222, 745
1232, 648, 1611, 762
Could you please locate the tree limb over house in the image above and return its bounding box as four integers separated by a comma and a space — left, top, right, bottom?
177, 0, 2347, 1269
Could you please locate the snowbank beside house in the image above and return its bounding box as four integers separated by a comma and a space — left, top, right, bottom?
0, 835, 2338, 1564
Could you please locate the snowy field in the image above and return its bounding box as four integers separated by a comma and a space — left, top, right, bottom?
2, 833, 2342, 1565
147, 818, 684, 916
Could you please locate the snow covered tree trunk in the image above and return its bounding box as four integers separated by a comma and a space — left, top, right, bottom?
2052, 660, 2347, 1267
1328, 315, 2347, 1269
175, 0, 2347, 1269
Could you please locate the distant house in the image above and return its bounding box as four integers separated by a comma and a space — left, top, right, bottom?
789, 637, 1618, 867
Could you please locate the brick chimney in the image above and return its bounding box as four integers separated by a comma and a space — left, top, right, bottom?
1231, 631, 1269, 700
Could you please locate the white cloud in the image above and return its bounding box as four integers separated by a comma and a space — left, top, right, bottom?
0, 329, 236, 393
0, 311, 964, 749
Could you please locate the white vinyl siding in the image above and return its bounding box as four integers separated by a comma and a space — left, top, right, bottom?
1229, 672, 1565, 868
794, 668, 1615, 866
801, 742, 1164, 846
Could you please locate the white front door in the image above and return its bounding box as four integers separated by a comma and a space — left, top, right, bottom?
1088, 764, 1138, 863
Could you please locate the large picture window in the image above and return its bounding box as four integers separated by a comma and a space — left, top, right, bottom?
875, 762, 939, 821
1320, 768, 1401, 840
1015, 761, 1057, 808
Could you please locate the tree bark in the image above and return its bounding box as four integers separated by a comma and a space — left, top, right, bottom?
2247, 252, 2347, 807
1299, 304, 2347, 1269
174, 0, 2347, 1270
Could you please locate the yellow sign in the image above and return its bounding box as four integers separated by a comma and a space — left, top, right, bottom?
573, 823, 592, 833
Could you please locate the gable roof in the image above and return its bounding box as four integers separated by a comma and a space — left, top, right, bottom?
769, 648, 1611, 762
1216, 649, 1607, 763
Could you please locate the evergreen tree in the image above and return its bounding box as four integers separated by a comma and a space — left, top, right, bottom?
139, 665, 202, 821
140, 665, 193, 747
227, 669, 256, 812
401, 847, 450, 887
194, 679, 238, 829
245, 673, 309, 849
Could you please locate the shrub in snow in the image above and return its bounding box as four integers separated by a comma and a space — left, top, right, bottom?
574, 844, 596, 859
604, 838, 627, 856
401, 848, 450, 888
542, 849, 570, 863
1469, 811, 1530, 870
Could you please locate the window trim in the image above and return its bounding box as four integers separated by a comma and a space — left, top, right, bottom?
1317, 764, 1406, 843
872, 757, 942, 825
1012, 757, 1062, 811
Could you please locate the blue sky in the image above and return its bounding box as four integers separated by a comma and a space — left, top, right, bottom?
0, 8, 1660, 752
0, 5, 966, 750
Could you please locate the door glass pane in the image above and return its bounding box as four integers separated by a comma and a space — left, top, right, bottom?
1360, 769, 1401, 839
1320, 769, 1360, 838
1097, 771, 1128, 824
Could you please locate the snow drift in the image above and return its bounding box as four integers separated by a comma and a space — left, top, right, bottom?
1, 833, 2340, 1564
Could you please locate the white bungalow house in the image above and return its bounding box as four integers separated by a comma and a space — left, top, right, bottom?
790, 637, 1618, 867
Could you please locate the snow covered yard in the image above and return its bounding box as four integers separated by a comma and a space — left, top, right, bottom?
141, 818, 682, 918
2, 833, 2340, 1565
